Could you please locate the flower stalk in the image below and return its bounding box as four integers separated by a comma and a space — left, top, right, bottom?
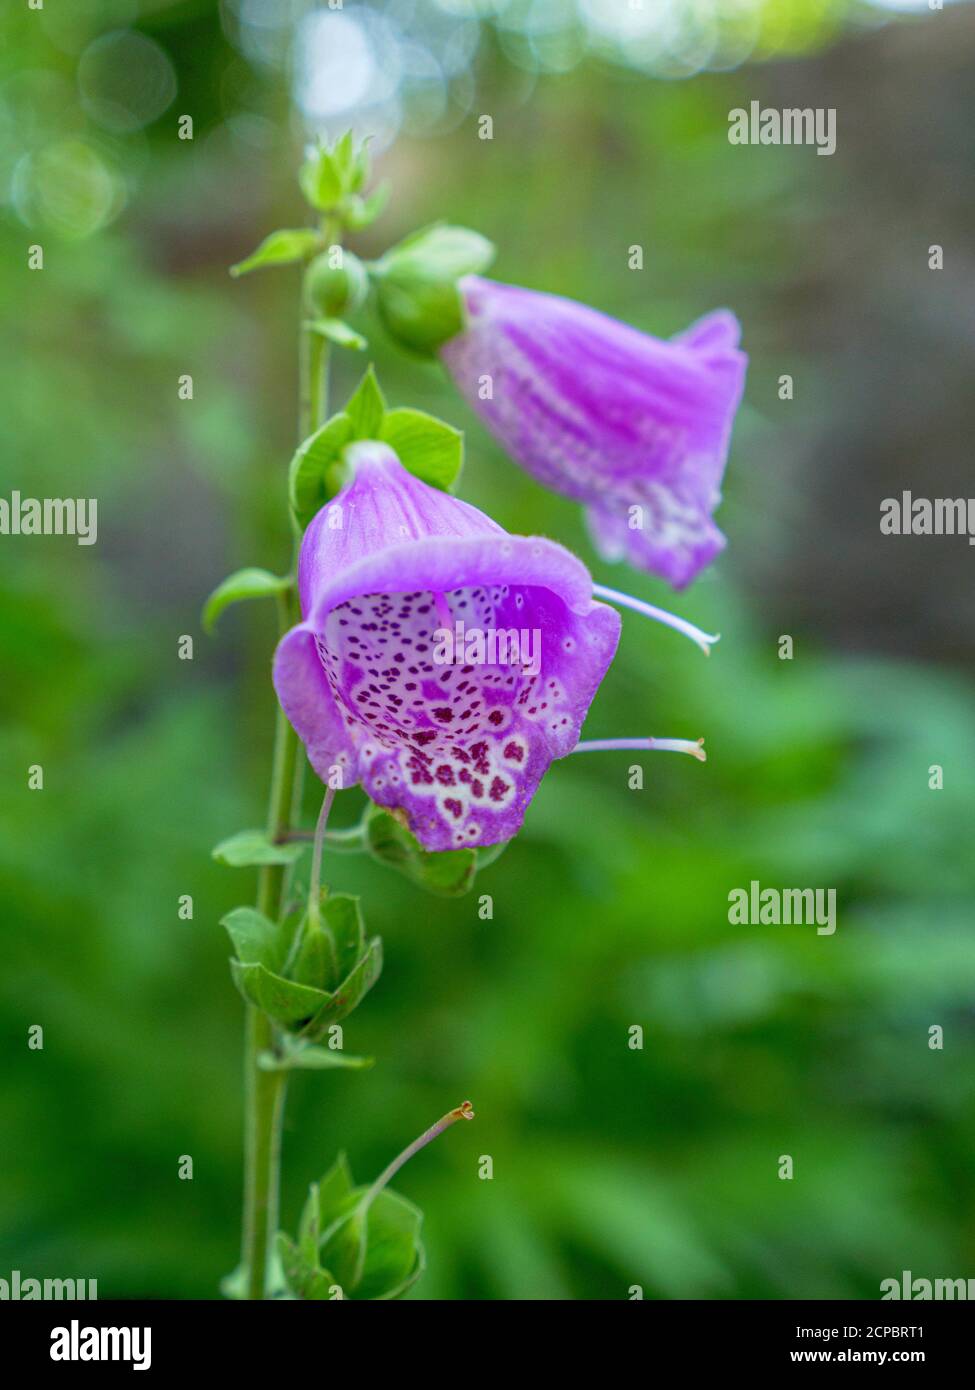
240, 217, 340, 1301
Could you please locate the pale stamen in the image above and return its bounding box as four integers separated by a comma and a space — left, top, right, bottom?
592, 583, 719, 656
573, 737, 707, 762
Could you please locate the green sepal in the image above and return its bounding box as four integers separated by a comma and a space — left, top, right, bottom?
278, 1154, 424, 1300
380, 407, 462, 492
257, 1041, 374, 1073
230, 960, 331, 1027
299, 130, 371, 213
202, 567, 292, 634
277, 1232, 340, 1301
306, 318, 368, 351
344, 183, 389, 230
221, 905, 282, 972
230, 229, 322, 277
300, 934, 383, 1039
289, 892, 367, 994
364, 804, 506, 897
212, 829, 308, 868
372, 223, 495, 357
299, 151, 343, 213
345, 364, 387, 439
288, 411, 355, 530
318, 1182, 424, 1300
323, 893, 367, 984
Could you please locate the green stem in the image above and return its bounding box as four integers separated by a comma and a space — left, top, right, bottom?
240, 237, 338, 1300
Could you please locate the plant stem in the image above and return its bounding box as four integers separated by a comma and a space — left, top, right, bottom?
241, 618, 298, 1299
240, 240, 338, 1300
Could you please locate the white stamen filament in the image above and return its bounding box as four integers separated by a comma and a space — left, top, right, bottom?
573, 737, 707, 762
592, 583, 719, 656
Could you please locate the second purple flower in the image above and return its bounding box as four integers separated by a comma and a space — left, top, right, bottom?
441, 278, 747, 590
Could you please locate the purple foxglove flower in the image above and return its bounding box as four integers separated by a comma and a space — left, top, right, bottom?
441, 278, 747, 589
273, 442, 621, 852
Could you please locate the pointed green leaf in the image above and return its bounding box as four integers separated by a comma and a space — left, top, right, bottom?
364, 806, 479, 896
321, 893, 366, 983
377, 223, 495, 280
202, 568, 292, 634
230, 229, 322, 277
303, 936, 383, 1035
257, 1045, 374, 1073
230, 960, 331, 1027
346, 183, 389, 230
219, 1263, 248, 1300
306, 318, 368, 351
380, 408, 462, 492
317, 1153, 355, 1221
288, 411, 354, 530
291, 921, 335, 992
299, 1181, 320, 1263
345, 365, 386, 440
299, 149, 343, 212
221, 906, 281, 971
212, 829, 308, 868
277, 1232, 339, 1301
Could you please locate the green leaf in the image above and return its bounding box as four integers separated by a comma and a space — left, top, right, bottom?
257, 1044, 374, 1073
221, 906, 281, 971
303, 936, 383, 1037
219, 1263, 248, 1300
299, 149, 343, 212
365, 806, 480, 897
202, 568, 291, 634
379, 223, 496, 281
345, 365, 387, 440
212, 829, 308, 868
291, 922, 334, 992
317, 1155, 355, 1222
306, 318, 368, 351
230, 960, 331, 1027
345, 183, 388, 230
288, 411, 354, 530
319, 893, 365, 983
348, 135, 371, 193
319, 1187, 424, 1301
289, 892, 365, 992
299, 1181, 320, 1263
230, 229, 322, 277
277, 1232, 339, 1301
380, 407, 462, 492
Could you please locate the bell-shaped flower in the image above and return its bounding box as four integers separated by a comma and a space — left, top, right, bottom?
273, 442, 622, 851
441, 278, 747, 589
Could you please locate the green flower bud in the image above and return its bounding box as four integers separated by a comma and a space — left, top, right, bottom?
304, 249, 368, 317
372, 224, 495, 357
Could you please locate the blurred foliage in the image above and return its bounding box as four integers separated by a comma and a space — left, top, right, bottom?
2, 0, 974, 1300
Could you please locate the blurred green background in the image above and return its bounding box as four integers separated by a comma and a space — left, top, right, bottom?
2, 0, 975, 1300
